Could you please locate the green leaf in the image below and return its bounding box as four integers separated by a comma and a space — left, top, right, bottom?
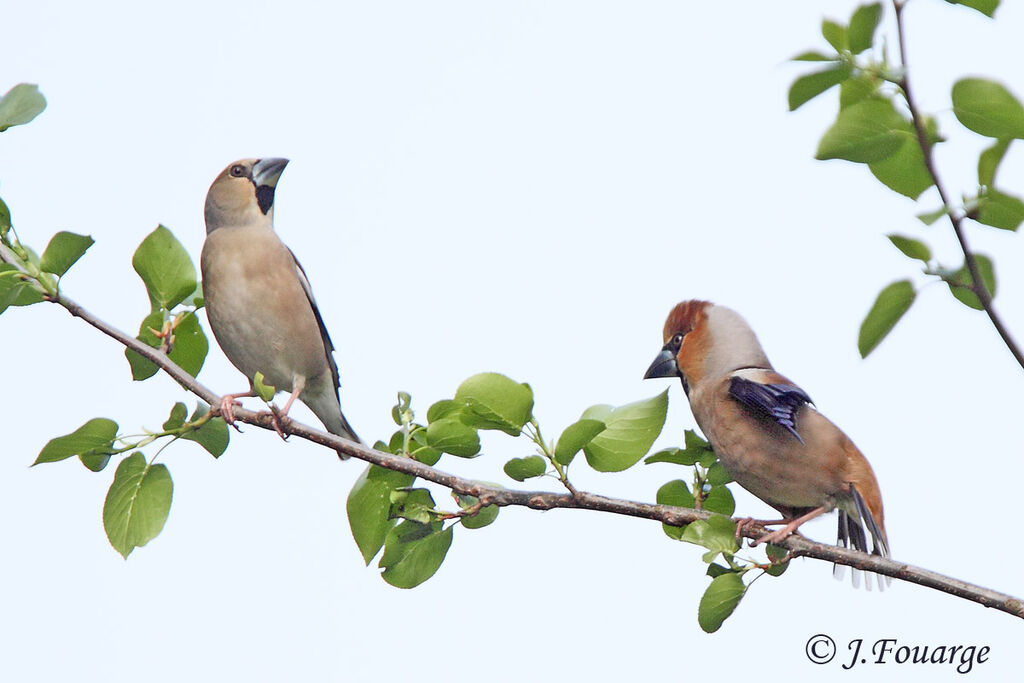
379, 521, 453, 589
698, 573, 746, 633
644, 447, 691, 466
657, 480, 695, 540
454, 373, 534, 435
681, 515, 740, 556
702, 485, 736, 516
0, 196, 11, 237
103, 452, 173, 559
821, 19, 848, 52
858, 280, 915, 357
887, 234, 932, 262
455, 493, 500, 530
163, 402, 188, 430
0, 265, 29, 315
553, 418, 606, 466
167, 311, 208, 378
978, 138, 1011, 186
410, 444, 442, 466
347, 465, 416, 564
943, 0, 999, 18
788, 64, 851, 111
124, 311, 163, 380
816, 98, 907, 163
976, 188, 1024, 231
848, 3, 883, 54
427, 399, 462, 423
952, 78, 1024, 139
79, 452, 112, 472
706, 462, 733, 486
0, 83, 46, 132
840, 75, 880, 110
503, 455, 547, 482
916, 206, 948, 225
390, 488, 437, 524
765, 544, 790, 577
132, 225, 197, 312
944, 255, 996, 310
581, 390, 668, 472
253, 371, 276, 401
39, 231, 94, 277
646, 429, 714, 466
180, 404, 230, 458
34, 418, 119, 465
868, 134, 934, 199
391, 391, 412, 425
791, 51, 835, 62
425, 418, 480, 457
126, 310, 208, 381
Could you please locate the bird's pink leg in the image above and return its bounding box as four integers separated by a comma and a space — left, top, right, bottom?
267, 376, 305, 441
218, 390, 258, 429
750, 506, 829, 546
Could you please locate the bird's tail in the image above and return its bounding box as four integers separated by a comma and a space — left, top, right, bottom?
834, 483, 891, 590
305, 388, 362, 459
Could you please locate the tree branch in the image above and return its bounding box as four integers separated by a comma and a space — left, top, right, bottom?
53, 290, 1024, 621
892, 0, 1024, 371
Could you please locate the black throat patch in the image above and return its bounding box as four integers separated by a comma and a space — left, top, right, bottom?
255, 184, 276, 215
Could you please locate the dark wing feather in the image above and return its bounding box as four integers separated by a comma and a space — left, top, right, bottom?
289, 248, 341, 398
728, 375, 812, 443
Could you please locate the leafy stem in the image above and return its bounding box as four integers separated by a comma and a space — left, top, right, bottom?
892, 0, 1024, 370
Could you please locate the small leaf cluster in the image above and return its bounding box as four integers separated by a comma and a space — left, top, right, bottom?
647, 430, 789, 632
346, 376, 527, 589
32, 403, 228, 558
348, 373, 671, 588
790, 2, 1020, 357
125, 226, 208, 379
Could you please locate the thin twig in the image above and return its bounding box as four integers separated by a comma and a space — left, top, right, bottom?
54, 291, 1024, 621
892, 0, 1024, 370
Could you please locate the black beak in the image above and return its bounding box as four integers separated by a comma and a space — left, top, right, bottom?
644, 346, 679, 379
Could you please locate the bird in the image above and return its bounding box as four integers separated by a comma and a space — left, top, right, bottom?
200, 157, 360, 457
644, 300, 889, 586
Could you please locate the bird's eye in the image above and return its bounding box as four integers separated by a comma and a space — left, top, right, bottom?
229, 165, 246, 178
672, 332, 684, 345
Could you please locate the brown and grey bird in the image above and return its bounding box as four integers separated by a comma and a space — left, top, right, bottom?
644, 300, 889, 587
201, 157, 360, 456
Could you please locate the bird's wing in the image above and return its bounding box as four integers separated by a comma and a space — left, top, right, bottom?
728, 371, 812, 442
289, 248, 341, 396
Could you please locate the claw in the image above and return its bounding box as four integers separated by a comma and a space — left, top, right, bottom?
268, 404, 289, 441
215, 390, 257, 432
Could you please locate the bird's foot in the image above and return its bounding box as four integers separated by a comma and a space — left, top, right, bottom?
733, 516, 788, 541
268, 404, 290, 441
217, 395, 246, 432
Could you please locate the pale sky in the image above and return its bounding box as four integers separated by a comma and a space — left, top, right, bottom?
3, 1, 1022, 681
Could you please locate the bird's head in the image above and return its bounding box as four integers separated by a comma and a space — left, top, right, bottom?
644, 300, 770, 391
204, 157, 289, 233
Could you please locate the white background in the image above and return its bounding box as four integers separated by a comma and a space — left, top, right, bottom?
2, 1, 1021, 681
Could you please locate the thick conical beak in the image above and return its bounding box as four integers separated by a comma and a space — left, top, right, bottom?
252, 157, 289, 188
644, 346, 679, 379
252, 158, 289, 215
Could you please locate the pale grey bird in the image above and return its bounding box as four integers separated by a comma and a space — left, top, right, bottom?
201, 157, 360, 456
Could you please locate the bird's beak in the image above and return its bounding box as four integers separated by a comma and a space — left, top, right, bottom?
252, 158, 289, 215
252, 157, 289, 188
644, 345, 680, 379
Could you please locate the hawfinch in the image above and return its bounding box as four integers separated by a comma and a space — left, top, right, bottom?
201, 158, 360, 455
645, 300, 889, 582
